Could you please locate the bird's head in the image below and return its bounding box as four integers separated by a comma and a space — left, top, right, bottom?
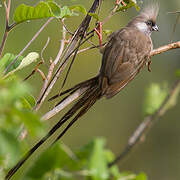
127, 3, 159, 36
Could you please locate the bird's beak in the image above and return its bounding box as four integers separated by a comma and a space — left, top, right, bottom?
152, 24, 159, 31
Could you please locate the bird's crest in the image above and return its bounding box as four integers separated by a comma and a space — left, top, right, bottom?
140, 2, 159, 22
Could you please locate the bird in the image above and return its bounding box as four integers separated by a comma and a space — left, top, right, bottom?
6, 3, 159, 179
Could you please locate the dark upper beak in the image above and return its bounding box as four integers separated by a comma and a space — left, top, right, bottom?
152, 24, 159, 31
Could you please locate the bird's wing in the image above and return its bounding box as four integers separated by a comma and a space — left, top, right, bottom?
100, 28, 152, 98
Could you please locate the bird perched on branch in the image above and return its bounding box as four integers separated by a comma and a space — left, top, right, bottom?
6, 3, 159, 179
50, 3, 159, 113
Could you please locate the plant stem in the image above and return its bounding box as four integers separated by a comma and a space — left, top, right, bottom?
0, 0, 11, 57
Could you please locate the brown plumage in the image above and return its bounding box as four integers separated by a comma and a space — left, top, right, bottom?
6, 3, 159, 180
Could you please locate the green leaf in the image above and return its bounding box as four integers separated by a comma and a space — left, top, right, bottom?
134, 173, 147, 180
0, 53, 23, 74
87, 138, 109, 180
60, 6, 78, 18
88, 13, 99, 21
13, 109, 45, 137
143, 83, 168, 116
21, 93, 36, 109
47, 1, 61, 17
116, 0, 140, 12
0, 129, 22, 168
104, 150, 121, 178
4, 52, 39, 77
69, 5, 87, 15
14, 2, 54, 24
14, 2, 78, 24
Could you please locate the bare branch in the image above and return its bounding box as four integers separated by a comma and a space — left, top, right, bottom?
41, 37, 50, 63
150, 41, 180, 56
54, 20, 66, 65
108, 79, 180, 167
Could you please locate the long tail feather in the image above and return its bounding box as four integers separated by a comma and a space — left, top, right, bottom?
6, 76, 101, 180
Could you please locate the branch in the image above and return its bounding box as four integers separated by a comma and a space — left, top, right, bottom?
150, 41, 180, 56
108, 79, 180, 167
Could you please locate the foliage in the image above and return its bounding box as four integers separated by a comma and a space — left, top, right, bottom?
116, 0, 140, 12
13, 1, 85, 24
143, 83, 168, 115
0, 75, 45, 178
0, 52, 39, 77
24, 138, 146, 180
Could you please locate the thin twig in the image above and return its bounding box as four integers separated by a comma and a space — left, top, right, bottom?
23, 61, 43, 81
8, 22, 17, 32
54, 19, 66, 65
61, 19, 74, 35
86, 0, 122, 37
41, 37, 50, 63
0, 0, 11, 57
108, 79, 180, 167
101, 0, 121, 25
4, 17, 54, 74
36, 69, 46, 81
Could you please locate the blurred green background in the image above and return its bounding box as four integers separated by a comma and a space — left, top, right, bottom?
0, 0, 180, 179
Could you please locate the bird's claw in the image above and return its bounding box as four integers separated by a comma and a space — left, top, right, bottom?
147, 61, 152, 72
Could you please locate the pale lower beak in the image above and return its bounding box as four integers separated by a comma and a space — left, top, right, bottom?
152, 24, 159, 31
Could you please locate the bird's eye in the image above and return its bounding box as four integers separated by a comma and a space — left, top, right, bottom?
146, 20, 153, 26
